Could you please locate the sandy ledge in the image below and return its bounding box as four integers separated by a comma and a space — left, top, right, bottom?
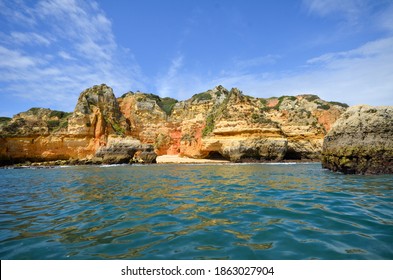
156, 155, 230, 164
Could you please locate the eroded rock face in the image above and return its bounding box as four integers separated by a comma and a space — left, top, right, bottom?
68, 84, 129, 137
94, 136, 156, 164
322, 105, 393, 174
116, 87, 346, 162
0, 84, 140, 165
0, 84, 346, 165
0, 107, 92, 164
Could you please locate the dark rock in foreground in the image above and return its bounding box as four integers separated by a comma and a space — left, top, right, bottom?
94, 137, 157, 164
322, 105, 393, 174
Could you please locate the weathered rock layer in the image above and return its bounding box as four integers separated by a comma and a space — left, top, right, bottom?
321, 105, 393, 174
0, 84, 348, 165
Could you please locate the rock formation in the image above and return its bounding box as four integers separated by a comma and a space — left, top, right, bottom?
118, 86, 346, 162
94, 136, 156, 164
0, 84, 153, 165
322, 105, 393, 174
0, 84, 348, 166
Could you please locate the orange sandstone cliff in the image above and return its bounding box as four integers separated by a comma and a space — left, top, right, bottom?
0, 84, 347, 165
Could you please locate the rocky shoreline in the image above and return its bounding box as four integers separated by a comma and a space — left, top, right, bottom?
0, 84, 348, 167
1, 155, 322, 169
4, 84, 392, 174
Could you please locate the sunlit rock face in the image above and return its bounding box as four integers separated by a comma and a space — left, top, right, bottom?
322, 105, 393, 174
117, 86, 346, 162
0, 84, 134, 164
0, 84, 347, 165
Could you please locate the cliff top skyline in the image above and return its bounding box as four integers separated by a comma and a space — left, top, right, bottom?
1, 0, 393, 117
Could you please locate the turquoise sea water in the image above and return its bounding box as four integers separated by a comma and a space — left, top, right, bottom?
0, 163, 392, 260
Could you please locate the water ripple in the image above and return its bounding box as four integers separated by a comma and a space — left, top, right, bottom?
0, 163, 392, 259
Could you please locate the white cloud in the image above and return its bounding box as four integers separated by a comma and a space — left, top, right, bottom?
0, 0, 37, 26
144, 35, 393, 106
0, 45, 37, 69
156, 55, 184, 98
10, 32, 52, 46
1, 0, 391, 117
211, 37, 393, 106
36, 0, 117, 62
58, 51, 74, 60
302, 0, 367, 24
0, 0, 144, 114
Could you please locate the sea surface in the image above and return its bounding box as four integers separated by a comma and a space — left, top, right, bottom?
0, 163, 392, 260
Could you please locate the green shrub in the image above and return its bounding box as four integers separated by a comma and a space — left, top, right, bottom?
27, 107, 42, 115
111, 122, 125, 135
135, 94, 178, 115
317, 104, 331, 110
50, 110, 72, 119
299, 109, 312, 118
202, 114, 215, 136
192, 92, 212, 102
268, 95, 297, 110
2, 118, 25, 134
0, 117, 11, 124
47, 120, 60, 128
158, 97, 178, 115
279, 95, 296, 102
120, 91, 133, 98
305, 95, 320, 102
251, 113, 277, 125
59, 120, 68, 129
329, 101, 349, 108
48, 119, 69, 132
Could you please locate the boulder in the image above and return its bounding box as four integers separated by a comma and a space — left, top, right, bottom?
94, 136, 157, 164
321, 105, 393, 174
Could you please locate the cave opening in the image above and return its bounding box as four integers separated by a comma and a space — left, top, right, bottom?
283, 148, 302, 160
207, 151, 227, 161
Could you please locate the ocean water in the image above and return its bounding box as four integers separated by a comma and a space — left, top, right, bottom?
0, 163, 392, 260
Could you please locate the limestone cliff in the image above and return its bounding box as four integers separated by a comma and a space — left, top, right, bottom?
322, 105, 393, 174
117, 86, 346, 161
0, 84, 152, 165
0, 84, 347, 165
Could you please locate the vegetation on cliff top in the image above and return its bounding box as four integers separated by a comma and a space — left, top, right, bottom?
328, 101, 349, 108
0, 107, 72, 135
126, 92, 178, 115
192, 91, 213, 102
158, 97, 178, 115
0, 117, 11, 125
1, 84, 349, 139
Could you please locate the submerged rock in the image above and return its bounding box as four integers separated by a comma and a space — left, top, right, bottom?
321, 105, 393, 174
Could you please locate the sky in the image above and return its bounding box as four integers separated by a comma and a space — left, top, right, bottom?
0, 0, 392, 117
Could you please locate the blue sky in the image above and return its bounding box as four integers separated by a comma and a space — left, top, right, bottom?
1, 0, 392, 117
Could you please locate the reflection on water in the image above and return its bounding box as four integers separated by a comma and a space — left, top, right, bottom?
0, 163, 392, 259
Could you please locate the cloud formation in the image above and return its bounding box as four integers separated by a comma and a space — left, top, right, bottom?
0, 0, 143, 115
302, 0, 367, 25
210, 36, 393, 106
0, 0, 392, 117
